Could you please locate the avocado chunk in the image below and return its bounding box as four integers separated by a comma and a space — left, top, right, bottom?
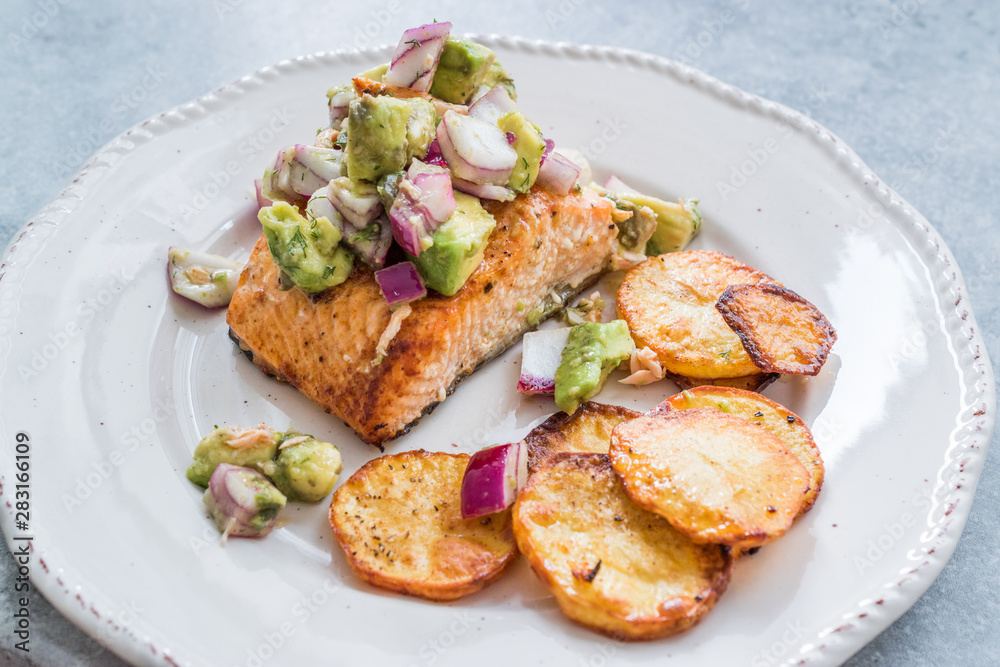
257, 434, 344, 503
498, 111, 546, 193
259, 201, 354, 294
357, 62, 389, 82
345, 94, 437, 182
554, 320, 635, 415
186, 427, 280, 487
429, 37, 496, 104
481, 60, 517, 100
640, 196, 701, 255
408, 191, 496, 296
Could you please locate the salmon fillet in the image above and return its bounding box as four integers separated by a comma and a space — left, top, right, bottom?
227, 186, 619, 447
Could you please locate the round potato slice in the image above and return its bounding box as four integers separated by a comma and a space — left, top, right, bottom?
655, 386, 824, 513
617, 250, 777, 379
661, 368, 779, 393
513, 453, 733, 641
609, 409, 810, 549
329, 450, 517, 601
524, 401, 641, 474
715, 283, 837, 376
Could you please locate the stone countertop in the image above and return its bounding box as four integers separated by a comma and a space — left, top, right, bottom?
1, 1, 997, 665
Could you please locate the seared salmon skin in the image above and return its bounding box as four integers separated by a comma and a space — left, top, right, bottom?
227, 186, 619, 447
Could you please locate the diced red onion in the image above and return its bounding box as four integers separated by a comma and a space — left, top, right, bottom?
375, 261, 427, 307
328, 87, 353, 126
535, 150, 582, 196
436, 110, 517, 187
423, 139, 449, 168
506, 132, 517, 146
467, 85, 519, 126
541, 138, 555, 162
205, 463, 286, 539
517, 328, 571, 395
604, 175, 640, 195
383, 22, 452, 92
254, 179, 272, 210
460, 441, 528, 519
389, 161, 457, 256
327, 177, 384, 227
167, 246, 244, 309
344, 214, 393, 269
262, 144, 343, 202
451, 174, 515, 202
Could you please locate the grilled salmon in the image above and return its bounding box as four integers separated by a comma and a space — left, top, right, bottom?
227, 186, 619, 447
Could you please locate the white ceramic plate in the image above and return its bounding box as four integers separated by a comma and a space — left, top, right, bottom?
0, 36, 994, 667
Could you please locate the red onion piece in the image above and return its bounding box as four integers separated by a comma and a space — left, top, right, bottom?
436, 110, 517, 186
506, 131, 517, 146
423, 140, 449, 168
467, 85, 519, 126
389, 161, 457, 256
517, 328, 571, 395
541, 138, 555, 162
254, 179, 273, 210
451, 174, 515, 202
205, 463, 286, 539
262, 144, 343, 202
383, 22, 452, 92
327, 177, 384, 228
328, 87, 353, 126
460, 441, 528, 519
604, 175, 640, 195
374, 261, 427, 307
535, 150, 582, 195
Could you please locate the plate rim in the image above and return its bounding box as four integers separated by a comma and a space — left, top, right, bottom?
0, 34, 995, 667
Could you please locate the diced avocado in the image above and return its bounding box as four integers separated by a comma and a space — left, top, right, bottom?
640, 196, 702, 255
481, 60, 517, 100
259, 202, 354, 294
554, 320, 635, 415
345, 94, 411, 181
597, 190, 658, 253
408, 192, 496, 296
498, 111, 546, 193
258, 434, 344, 503
404, 97, 437, 163
357, 62, 389, 81
186, 427, 280, 488
376, 171, 406, 211
429, 37, 496, 104
345, 95, 437, 182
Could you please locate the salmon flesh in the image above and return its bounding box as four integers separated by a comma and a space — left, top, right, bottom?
226, 186, 619, 447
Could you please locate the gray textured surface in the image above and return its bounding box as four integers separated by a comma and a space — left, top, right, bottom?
1, 1, 997, 665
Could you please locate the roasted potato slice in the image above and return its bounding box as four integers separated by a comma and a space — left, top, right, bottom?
661, 368, 780, 393
617, 250, 777, 379
513, 453, 732, 640
524, 401, 640, 474
329, 450, 516, 601
609, 409, 809, 549
716, 283, 836, 375
656, 386, 824, 513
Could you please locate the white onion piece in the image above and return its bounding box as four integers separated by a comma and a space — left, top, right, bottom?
517, 328, 571, 395
374, 261, 427, 307
460, 441, 528, 519
327, 177, 383, 227
262, 144, 343, 202
535, 150, 582, 196
204, 463, 286, 541
451, 174, 515, 202
383, 22, 451, 92
436, 110, 517, 186
604, 175, 640, 195
167, 246, 244, 308
467, 85, 519, 126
